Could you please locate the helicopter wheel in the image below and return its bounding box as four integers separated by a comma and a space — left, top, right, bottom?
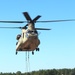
19, 48, 22, 51
16, 51, 18, 55
36, 48, 39, 51
32, 51, 34, 55
16, 42, 18, 45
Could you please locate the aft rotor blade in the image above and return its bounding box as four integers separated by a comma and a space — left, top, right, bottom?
33, 15, 41, 22
36, 19, 75, 23
23, 12, 32, 21
0, 27, 22, 29
0, 21, 25, 23
36, 28, 51, 30
0, 19, 75, 23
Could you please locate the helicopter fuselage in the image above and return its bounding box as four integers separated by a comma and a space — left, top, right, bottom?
16, 24, 40, 52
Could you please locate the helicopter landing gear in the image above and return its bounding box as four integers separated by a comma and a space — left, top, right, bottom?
16, 51, 18, 55
19, 48, 22, 51
16, 42, 18, 45
36, 48, 39, 51
32, 51, 34, 55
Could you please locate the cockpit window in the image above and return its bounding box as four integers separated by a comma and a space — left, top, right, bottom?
27, 30, 38, 34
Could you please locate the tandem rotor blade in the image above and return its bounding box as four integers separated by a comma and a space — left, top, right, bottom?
0, 21, 25, 23
36, 19, 75, 23
0, 19, 75, 23
33, 15, 41, 23
0, 27, 22, 29
23, 12, 41, 23
35, 28, 51, 30
23, 12, 32, 21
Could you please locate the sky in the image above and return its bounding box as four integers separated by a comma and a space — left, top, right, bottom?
0, 0, 75, 73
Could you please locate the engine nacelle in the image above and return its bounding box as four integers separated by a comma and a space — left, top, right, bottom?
16, 34, 21, 40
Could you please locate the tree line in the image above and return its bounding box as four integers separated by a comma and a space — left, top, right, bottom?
0, 68, 75, 75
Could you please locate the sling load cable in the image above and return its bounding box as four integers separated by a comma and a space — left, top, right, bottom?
28, 51, 30, 72
25, 51, 28, 72
25, 51, 30, 72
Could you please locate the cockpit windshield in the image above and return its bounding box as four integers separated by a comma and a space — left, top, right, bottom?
26, 30, 38, 38
27, 30, 38, 34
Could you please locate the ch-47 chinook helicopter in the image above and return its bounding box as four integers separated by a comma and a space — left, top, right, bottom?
15, 12, 51, 55
0, 12, 75, 55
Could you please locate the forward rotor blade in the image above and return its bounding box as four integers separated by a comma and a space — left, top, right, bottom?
35, 28, 51, 30
36, 19, 75, 23
23, 12, 32, 21
0, 21, 25, 23
0, 27, 22, 29
33, 15, 41, 22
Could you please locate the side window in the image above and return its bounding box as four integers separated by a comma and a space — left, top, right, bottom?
23, 33, 24, 38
